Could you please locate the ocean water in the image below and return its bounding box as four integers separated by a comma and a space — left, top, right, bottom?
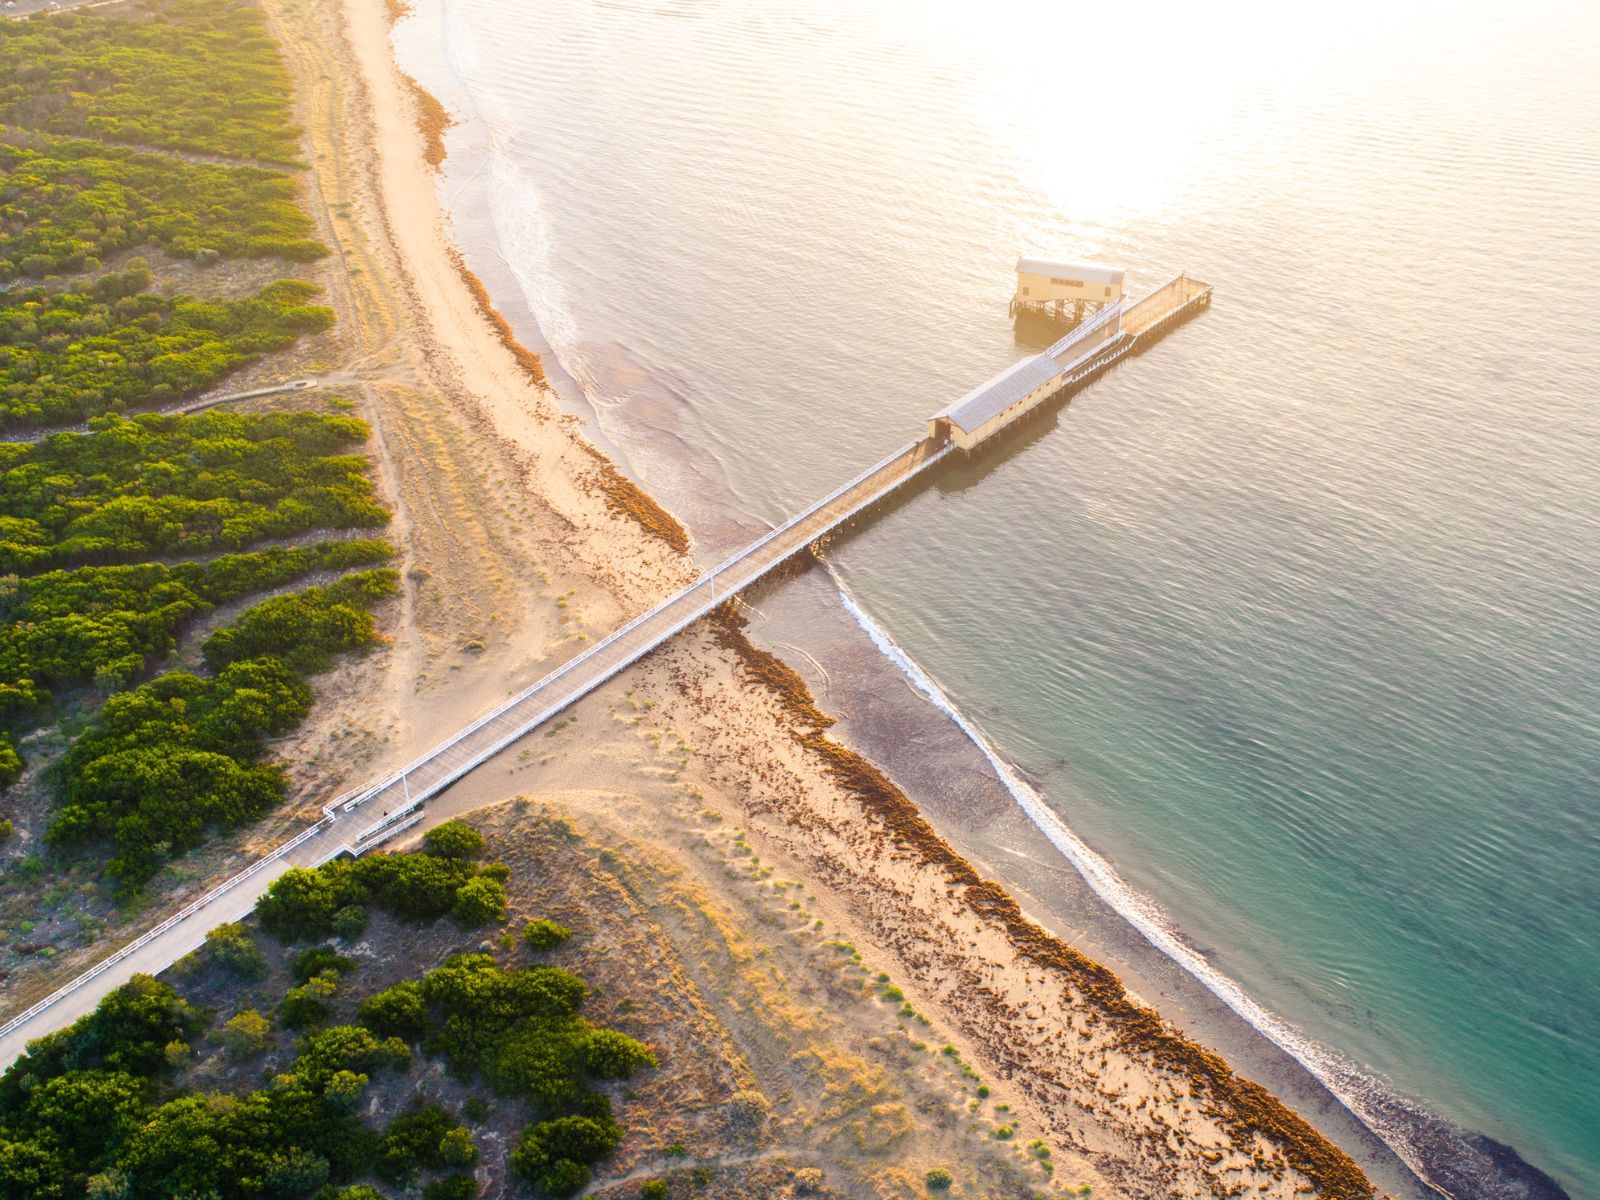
395, 0, 1600, 1192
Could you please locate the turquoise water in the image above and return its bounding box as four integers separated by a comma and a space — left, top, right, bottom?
401, 0, 1600, 1191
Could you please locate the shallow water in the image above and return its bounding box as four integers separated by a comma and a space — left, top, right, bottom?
398, 0, 1600, 1191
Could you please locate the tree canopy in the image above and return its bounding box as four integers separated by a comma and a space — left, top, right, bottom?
0, 270, 333, 431
0, 410, 385, 572
0, 136, 325, 280
0, 0, 306, 163
0, 850, 655, 1199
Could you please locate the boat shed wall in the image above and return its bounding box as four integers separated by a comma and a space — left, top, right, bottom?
1014, 258, 1126, 306
930, 353, 1064, 449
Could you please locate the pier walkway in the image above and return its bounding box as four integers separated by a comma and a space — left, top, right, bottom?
0, 273, 1209, 1068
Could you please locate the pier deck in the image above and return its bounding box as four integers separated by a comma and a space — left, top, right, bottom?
0, 273, 1209, 1066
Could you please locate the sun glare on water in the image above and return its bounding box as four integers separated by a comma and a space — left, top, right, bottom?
909, 0, 1419, 234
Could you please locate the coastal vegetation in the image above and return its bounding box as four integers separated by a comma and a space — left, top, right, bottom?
0, 840, 656, 1198
0, 0, 394, 910
0, 268, 333, 431
0, 411, 386, 573
0, 538, 392, 723
0, 137, 326, 280
48, 569, 397, 888
0, 0, 305, 163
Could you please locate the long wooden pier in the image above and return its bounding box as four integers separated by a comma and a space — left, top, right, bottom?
0, 272, 1210, 1067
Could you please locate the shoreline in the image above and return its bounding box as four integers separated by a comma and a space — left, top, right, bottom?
376, 7, 1437, 1192
356, 0, 1410, 1193
226, 0, 1537, 1195
0, 1, 1578, 1195
379, 10, 1591, 1197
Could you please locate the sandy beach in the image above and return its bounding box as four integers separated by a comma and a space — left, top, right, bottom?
24, 0, 1429, 1192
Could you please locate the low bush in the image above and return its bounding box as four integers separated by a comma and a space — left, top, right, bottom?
356, 980, 428, 1043
48, 656, 312, 887
292, 946, 355, 983
424, 1177, 478, 1200
278, 975, 338, 1032
0, 137, 326, 280
451, 875, 507, 926
0, 410, 386, 575
522, 919, 572, 952
204, 922, 269, 981
221, 1009, 271, 1058
0, 0, 307, 162
0, 540, 391, 726
0, 271, 333, 430
201, 570, 397, 675
257, 852, 510, 943
510, 1113, 623, 1195
422, 819, 485, 860
375, 1103, 475, 1185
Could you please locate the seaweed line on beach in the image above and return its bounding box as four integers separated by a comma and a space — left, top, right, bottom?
382, 1, 453, 170
709, 601, 1377, 1200
577, 442, 693, 556
401, 73, 453, 170
442, 244, 549, 391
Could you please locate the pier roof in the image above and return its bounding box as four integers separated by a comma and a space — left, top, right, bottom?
936, 354, 1063, 434
1016, 258, 1125, 285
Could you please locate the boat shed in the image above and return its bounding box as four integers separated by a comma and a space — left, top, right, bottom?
1014, 258, 1126, 307
929, 353, 1064, 449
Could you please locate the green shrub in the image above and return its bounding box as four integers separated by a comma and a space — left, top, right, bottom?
537, 1159, 591, 1196
287, 1024, 409, 1091
221, 1009, 271, 1058
925, 1166, 954, 1190
424, 1177, 478, 1200
203, 923, 269, 980
356, 980, 428, 1042
257, 852, 507, 942
0, 137, 327, 279
0, 975, 200, 1088
0, 0, 307, 162
0, 735, 20, 787
522, 919, 572, 952
440, 1126, 478, 1168
452, 876, 507, 926
0, 277, 333, 431
331, 903, 369, 941
581, 1028, 657, 1079
0, 410, 384, 575
278, 975, 337, 1031
49, 657, 315, 888
641, 1180, 669, 1200
0, 541, 392, 727
201, 570, 396, 675
321, 1068, 368, 1112
376, 1103, 474, 1184
257, 865, 352, 942
292, 946, 355, 983
509, 1114, 623, 1189
422, 819, 485, 860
